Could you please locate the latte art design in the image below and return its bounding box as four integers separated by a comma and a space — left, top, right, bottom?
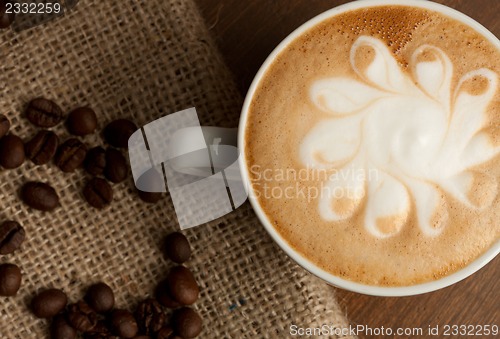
300, 36, 499, 238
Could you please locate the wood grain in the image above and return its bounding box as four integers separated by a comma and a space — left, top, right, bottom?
193, 0, 499, 337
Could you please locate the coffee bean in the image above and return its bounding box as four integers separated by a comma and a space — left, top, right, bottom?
104, 148, 128, 183
84, 321, 117, 339
0, 114, 10, 138
156, 327, 174, 339
172, 307, 202, 338
84, 333, 120, 339
83, 178, 113, 209
87, 321, 112, 334
25, 98, 63, 127
0, 220, 25, 255
166, 266, 199, 305
0, 0, 15, 29
86, 282, 115, 313
103, 119, 137, 148
0, 263, 22, 296
110, 309, 138, 338
133, 336, 153, 339
31, 288, 68, 318
0, 134, 25, 169
155, 280, 181, 309
55, 138, 88, 172
21, 181, 59, 211
164, 232, 191, 264
67, 301, 99, 332
135, 299, 165, 334
25, 130, 59, 165
85, 147, 106, 176
136, 168, 164, 203
157, 327, 183, 339
51, 314, 77, 339
67, 107, 98, 136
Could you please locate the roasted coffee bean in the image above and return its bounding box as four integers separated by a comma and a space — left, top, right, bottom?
83, 321, 117, 338
155, 280, 181, 309
0, 114, 10, 138
103, 119, 137, 148
86, 282, 115, 313
67, 301, 99, 332
83, 178, 113, 208
67, 107, 98, 136
51, 314, 77, 339
0, 134, 25, 169
21, 181, 59, 211
0, 220, 25, 255
111, 309, 138, 338
164, 232, 191, 264
136, 168, 164, 203
0, 263, 21, 296
85, 147, 106, 176
87, 321, 112, 334
0, 0, 15, 29
133, 336, 153, 339
167, 266, 199, 305
31, 288, 68, 318
55, 138, 88, 172
25, 130, 59, 165
104, 148, 128, 183
84, 333, 120, 339
172, 307, 202, 338
135, 299, 165, 334
25, 98, 63, 127
156, 327, 174, 339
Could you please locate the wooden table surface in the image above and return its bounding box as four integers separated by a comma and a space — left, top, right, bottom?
193, 0, 499, 337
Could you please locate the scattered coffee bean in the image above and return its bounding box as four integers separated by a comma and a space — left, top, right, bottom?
136, 168, 164, 203
83, 178, 113, 209
0, 0, 15, 29
0, 134, 25, 169
104, 148, 128, 183
103, 119, 137, 148
25, 98, 63, 127
133, 336, 153, 339
172, 307, 202, 338
51, 314, 77, 339
0, 220, 25, 255
86, 282, 115, 313
21, 181, 59, 211
67, 301, 99, 332
164, 232, 191, 264
0, 263, 22, 296
110, 309, 138, 338
167, 266, 199, 305
156, 326, 174, 339
155, 280, 181, 309
67, 107, 98, 136
85, 146, 106, 176
0, 114, 10, 138
83, 321, 116, 338
84, 333, 119, 339
55, 138, 88, 172
31, 288, 68, 318
24, 130, 59, 165
135, 298, 165, 334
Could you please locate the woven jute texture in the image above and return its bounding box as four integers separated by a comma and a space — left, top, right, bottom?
0, 1, 355, 338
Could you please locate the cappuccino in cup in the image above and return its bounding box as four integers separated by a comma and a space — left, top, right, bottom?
245, 4, 499, 286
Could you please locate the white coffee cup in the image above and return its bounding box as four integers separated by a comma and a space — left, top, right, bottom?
159, 0, 500, 296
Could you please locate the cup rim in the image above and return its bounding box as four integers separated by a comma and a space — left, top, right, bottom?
237, 0, 500, 296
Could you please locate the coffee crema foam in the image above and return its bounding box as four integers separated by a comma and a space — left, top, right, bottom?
245, 6, 500, 286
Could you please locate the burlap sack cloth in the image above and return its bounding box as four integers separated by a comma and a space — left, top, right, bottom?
0, 1, 356, 338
